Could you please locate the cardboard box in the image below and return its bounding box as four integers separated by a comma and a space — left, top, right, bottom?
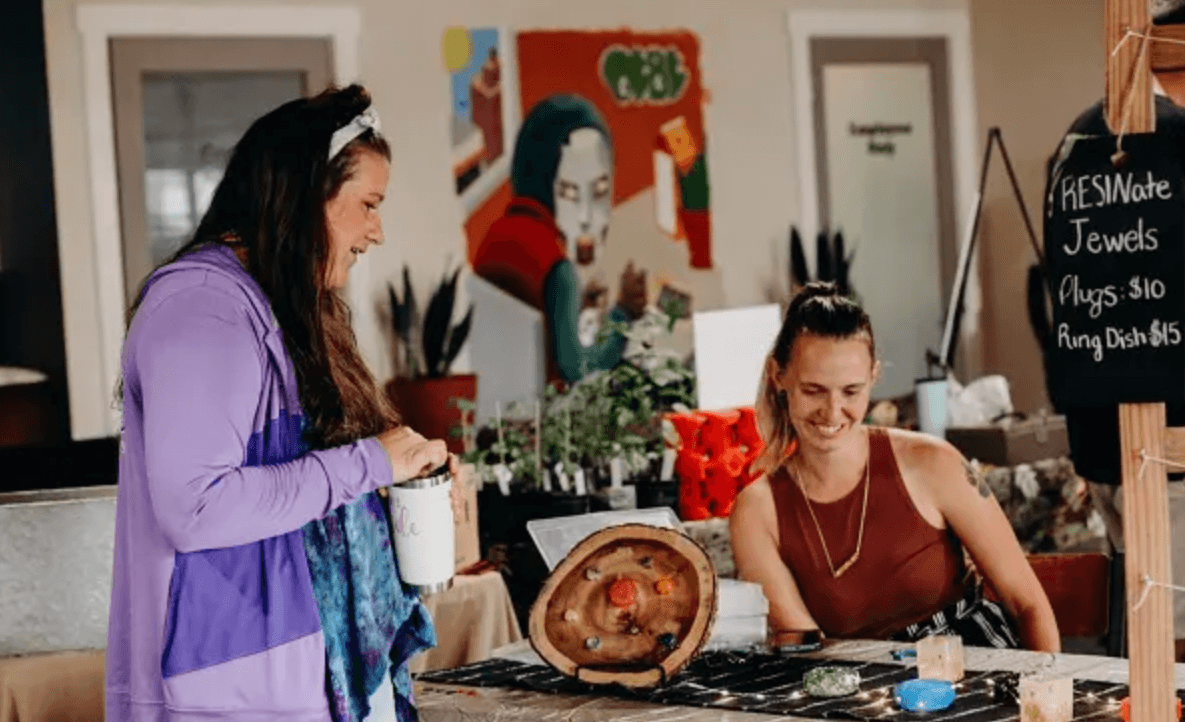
454, 464, 481, 572
945, 414, 1069, 467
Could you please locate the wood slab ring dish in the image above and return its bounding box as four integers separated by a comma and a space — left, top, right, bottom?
528, 523, 717, 689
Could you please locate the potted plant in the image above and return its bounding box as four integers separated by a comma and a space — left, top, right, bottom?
385, 263, 475, 452
557, 299, 696, 508
466, 399, 590, 534
789, 226, 858, 301
463, 400, 590, 631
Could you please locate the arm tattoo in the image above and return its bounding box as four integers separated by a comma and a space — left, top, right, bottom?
963, 459, 992, 498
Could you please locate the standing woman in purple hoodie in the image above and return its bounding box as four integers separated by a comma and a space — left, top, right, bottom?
107, 85, 457, 722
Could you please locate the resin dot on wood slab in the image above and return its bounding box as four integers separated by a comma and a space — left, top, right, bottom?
608, 578, 637, 608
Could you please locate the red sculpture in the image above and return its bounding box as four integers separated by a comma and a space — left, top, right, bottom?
666, 406, 764, 520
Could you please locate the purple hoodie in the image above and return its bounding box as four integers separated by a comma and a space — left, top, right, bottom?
106, 244, 394, 722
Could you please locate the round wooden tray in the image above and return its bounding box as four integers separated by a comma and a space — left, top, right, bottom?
528, 523, 717, 689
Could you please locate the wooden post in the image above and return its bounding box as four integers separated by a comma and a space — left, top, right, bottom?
1118, 405, 1176, 720
1108, 4, 1176, 718
1106, 0, 1153, 133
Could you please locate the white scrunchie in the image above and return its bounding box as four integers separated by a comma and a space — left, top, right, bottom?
328, 107, 381, 161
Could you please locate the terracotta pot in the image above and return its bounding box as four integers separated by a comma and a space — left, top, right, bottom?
385, 374, 477, 454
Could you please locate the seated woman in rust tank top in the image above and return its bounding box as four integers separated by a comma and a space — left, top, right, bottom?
730, 282, 1059, 651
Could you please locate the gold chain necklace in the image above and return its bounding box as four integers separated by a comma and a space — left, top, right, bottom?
793, 451, 871, 579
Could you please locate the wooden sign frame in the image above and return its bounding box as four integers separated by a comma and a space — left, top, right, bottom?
1106, 1, 1177, 718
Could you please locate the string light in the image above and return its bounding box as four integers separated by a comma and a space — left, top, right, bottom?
668, 674, 1129, 714
434, 654, 1149, 716
574, 656, 1128, 715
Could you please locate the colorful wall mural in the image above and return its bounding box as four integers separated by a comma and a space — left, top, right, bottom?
447, 27, 719, 389
445, 27, 504, 196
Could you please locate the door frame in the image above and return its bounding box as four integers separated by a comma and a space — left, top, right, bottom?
76, 4, 362, 438
110, 37, 333, 308
786, 8, 983, 379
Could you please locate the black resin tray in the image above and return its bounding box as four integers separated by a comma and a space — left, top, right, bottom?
417, 650, 1184, 721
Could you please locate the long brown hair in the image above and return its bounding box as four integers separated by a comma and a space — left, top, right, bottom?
121, 84, 398, 449
753, 281, 875, 475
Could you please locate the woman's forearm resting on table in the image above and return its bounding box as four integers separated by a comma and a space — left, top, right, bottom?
1008, 597, 1062, 653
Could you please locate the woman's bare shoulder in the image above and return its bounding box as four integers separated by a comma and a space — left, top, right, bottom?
732, 474, 777, 525
880, 426, 965, 478
881, 426, 962, 462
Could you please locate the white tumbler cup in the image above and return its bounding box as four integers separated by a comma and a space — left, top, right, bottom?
389, 465, 455, 596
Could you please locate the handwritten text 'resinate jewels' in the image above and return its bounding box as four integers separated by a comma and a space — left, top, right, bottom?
1058, 170, 1171, 255
1054, 168, 1182, 362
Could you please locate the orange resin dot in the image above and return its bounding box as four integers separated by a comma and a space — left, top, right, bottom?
607, 578, 637, 608
655, 577, 675, 595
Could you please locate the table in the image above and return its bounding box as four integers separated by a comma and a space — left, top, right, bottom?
0, 651, 103, 722
410, 569, 523, 674
0, 572, 520, 722
414, 639, 1185, 721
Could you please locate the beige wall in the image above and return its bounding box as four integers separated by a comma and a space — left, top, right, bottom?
42, 0, 1103, 437
969, 0, 1104, 414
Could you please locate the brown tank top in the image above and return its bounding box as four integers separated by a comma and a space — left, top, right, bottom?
771, 427, 966, 639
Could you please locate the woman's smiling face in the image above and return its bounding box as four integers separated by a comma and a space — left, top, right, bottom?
773, 333, 876, 454
323, 150, 389, 291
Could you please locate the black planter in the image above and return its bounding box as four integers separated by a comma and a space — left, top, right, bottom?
520, 489, 591, 521
476, 485, 593, 630
501, 540, 551, 633
635, 477, 679, 511
477, 484, 592, 556
477, 485, 525, 555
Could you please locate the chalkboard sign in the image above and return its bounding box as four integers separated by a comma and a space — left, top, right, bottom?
1045, 133, 1185, 407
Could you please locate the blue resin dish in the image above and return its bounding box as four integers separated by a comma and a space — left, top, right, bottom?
894, 679, 956, 712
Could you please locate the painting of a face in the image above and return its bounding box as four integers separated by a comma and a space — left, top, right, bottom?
553, 128, 612, 266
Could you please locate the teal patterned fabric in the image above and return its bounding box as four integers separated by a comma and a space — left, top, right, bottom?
299, 426, 437, 722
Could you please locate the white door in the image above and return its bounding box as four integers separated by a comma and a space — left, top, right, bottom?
821, 62, 947, 397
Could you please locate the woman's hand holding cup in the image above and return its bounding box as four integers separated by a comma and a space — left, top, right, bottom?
377, 426, 449, 483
